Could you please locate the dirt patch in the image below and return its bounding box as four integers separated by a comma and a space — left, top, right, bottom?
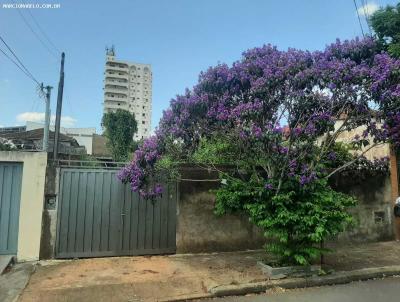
20, 242, 400, 302
19, 251, 266, 302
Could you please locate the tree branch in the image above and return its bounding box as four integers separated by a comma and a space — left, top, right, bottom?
325, 142, 385, 178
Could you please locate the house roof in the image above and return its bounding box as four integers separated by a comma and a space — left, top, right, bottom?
0, 129, 79, 146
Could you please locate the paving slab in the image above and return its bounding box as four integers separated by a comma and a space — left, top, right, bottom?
0, 262, 36, 302
0, 255, 14, 275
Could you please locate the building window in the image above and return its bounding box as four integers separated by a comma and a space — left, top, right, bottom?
142, 121, 145, 124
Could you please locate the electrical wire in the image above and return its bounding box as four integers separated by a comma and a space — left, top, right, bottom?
0, 35, 40, 85
360, 0, 372, 34
353, 0, 365, 37
26, 8, 61, 54
0, 46, 40, 86
14, 5, 59, 59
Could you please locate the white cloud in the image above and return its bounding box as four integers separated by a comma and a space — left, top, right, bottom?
16, 112, 77, 127
358, 2, 379, 17
0, 79, 10, 88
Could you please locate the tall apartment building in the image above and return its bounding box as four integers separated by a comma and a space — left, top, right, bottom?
103, 47, 152, 140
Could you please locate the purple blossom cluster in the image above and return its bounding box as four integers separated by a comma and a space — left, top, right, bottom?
387, 112, 400, 147
345, 156, 390, 174
119, 37, 400, 197
117, 135, 164, 198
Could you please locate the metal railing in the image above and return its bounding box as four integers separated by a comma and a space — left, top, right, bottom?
53, 159, 128, 169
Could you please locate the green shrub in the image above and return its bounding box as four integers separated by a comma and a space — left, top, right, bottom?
215, 174, 356, 265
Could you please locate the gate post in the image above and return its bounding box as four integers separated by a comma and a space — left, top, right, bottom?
390, 146, 400, 240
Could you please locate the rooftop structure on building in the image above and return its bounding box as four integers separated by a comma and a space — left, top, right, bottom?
0, 125, 26, 134
0, 128, 86, 155
0, 122, 112, 158
103, 46, 152, 140
26, 121, 96, 155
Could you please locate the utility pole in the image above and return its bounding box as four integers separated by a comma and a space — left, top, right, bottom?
53, 52, 65, 160
42, 84, 52, 151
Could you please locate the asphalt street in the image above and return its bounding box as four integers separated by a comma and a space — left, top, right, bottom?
201, 277, 400, 302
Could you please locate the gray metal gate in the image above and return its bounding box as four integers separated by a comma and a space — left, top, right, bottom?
0, 162, 23, 255
55, 168, 177, 258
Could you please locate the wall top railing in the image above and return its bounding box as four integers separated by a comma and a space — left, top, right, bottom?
52, 159, 127, 169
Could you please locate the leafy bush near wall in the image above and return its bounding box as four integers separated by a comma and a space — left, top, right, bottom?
215, 176, 356, 265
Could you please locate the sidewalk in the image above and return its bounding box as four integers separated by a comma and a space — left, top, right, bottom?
17, 241, 400, 302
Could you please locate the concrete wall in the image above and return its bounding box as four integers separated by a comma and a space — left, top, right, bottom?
0, 151, 47, 261
332, 120, 390, 160
39, 164, 395, 258
176, 167, 394, 253
92, 134, 111, 157
176, 167, 265, 253
39, 165, 59, 259
330, 173, 394, 243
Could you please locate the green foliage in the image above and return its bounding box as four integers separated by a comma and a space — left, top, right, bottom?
324, 142, 354, 168
77, 154, 103, 167
214, 175, 356, 266
154, 155, 181, 180
102, 109, 138, 162
190, 137, 237, 165
0, 140, 16, 151
369, 3, 400, 57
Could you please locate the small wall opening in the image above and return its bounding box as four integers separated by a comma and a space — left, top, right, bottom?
374, 211, 385, 224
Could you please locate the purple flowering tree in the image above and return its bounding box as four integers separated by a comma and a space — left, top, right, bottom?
119, 38, 400, 265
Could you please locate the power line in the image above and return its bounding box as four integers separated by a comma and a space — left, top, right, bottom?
0, 36, 39, 83
353, 0, 365, 37
0, 36, 40, 85
0, 46, 40, 86
360, 0, 372, 34
26, 9, 60, 54
14, 5, 58, 59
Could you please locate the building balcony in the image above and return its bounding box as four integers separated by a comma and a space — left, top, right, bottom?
105, 65, 129, 73
106, 61, 129, 68
105, 72, 129, 79
104, 95, 128, 102
104, 87, 129, 94
104, 79, 129, 88
104, 102, 129, 111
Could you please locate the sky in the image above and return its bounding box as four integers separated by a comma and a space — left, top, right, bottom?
0, 0, 397, 133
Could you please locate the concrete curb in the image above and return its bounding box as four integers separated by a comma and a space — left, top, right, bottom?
160, 293, 214, 302
0, 262, 36, 302
209, 265, 400, 297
